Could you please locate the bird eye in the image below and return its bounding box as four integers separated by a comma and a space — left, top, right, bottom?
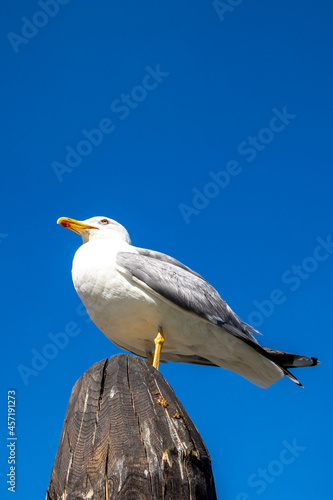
100, 219, 109, 225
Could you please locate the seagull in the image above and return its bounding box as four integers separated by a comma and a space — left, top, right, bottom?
57, 216, 319, 388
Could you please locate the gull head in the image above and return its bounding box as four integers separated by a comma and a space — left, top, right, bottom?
57, 216, 131, 244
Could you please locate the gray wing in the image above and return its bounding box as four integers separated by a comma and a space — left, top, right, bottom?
135, 248, 260, 336
116, 249, 260, 346
134, 247, 206, 280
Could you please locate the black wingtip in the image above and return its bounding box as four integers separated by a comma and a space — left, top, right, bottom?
311, 357, 320, 366
283, 367, 304, 387
293, 375, 304, 388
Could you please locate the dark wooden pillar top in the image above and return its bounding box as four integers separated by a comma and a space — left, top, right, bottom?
46, 354, 217, 499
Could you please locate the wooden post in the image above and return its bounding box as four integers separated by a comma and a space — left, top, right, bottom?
46, 354, 217, 499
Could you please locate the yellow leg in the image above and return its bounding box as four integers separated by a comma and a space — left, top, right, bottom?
146, 351, 153, 365
153, 326, 165, 370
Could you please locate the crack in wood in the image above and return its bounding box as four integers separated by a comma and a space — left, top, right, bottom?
126, 355, 155, 496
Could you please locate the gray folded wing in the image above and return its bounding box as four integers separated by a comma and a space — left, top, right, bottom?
116, 248, 260, 346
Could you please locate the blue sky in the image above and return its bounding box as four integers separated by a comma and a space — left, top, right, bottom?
1, 1, 332, 498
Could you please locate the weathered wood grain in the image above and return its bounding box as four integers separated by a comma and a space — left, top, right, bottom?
46, 354, 217, 499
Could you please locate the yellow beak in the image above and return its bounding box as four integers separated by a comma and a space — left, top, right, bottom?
57, 217, 97, 234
